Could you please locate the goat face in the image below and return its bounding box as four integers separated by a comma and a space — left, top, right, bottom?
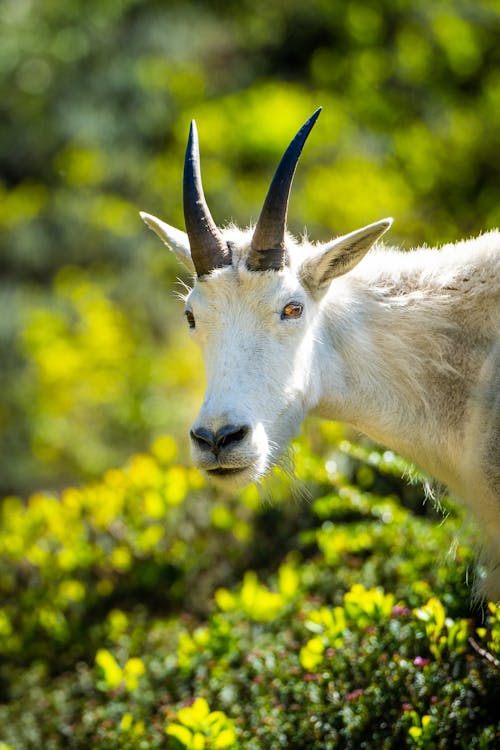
184, 257, 319, 486
141, 110, 391, 486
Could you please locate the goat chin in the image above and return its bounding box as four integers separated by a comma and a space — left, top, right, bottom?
203, 464, 264, 490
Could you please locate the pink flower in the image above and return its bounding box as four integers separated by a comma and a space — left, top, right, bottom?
346, 689, 364, 702
392, 605, 410, 617
413, 656, 430, 667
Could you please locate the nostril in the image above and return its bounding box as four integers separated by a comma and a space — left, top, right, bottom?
190, 426, 216, 450
215, 424, 250, 450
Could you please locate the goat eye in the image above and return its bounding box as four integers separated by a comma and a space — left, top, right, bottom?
185, 310, 196, 329
281, 302, 304, 320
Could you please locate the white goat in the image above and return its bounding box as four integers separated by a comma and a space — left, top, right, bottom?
141, 109, 500, 599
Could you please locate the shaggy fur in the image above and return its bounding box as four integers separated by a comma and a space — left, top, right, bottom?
141, 213, 500, 600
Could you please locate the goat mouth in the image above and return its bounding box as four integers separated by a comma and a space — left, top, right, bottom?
206, 466, 249, 477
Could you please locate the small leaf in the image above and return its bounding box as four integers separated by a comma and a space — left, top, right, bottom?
166, 723, 193, 747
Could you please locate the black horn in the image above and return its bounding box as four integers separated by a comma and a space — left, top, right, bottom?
183, 120, 231, 277
248, 107, 322, 272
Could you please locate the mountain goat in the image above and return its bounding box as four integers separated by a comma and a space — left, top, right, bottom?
141, 109, 500, 599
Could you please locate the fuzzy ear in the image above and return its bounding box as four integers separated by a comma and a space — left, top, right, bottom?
299, 218, 393, 294
140, 212, 195, 274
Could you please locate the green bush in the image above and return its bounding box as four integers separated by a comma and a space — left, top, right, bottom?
0, 429, 498, 749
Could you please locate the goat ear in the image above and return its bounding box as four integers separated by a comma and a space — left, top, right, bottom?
140, 212, 195, 274
299, 218, 393, 294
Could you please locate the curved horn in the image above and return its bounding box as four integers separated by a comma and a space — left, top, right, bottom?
248, 107, 322, 271
183, 120, 231, 277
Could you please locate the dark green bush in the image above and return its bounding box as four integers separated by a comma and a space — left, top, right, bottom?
0, 429, 498, 749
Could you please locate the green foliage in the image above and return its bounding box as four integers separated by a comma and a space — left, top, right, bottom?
0, 431, 499, 749
17, 266, 202, 484
166, 697, 238, 749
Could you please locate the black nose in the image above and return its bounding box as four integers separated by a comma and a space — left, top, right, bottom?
190, 424, 250, 453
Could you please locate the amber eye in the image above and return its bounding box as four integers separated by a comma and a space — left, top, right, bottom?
185, 310, 196, 329
281, 302, 304, 320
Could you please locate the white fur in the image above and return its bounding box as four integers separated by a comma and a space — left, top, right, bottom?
142, 214, 500, 599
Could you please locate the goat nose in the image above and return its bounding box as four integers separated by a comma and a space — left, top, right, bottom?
215, 424, 249, 450
190, 426, 216, 450
190, 424, 250, 453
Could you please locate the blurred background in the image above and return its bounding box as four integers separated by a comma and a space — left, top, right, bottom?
1, 0, 499, 497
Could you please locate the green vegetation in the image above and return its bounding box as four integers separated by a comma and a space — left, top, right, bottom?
0, 429, 499, 748
1, 1, 499, 747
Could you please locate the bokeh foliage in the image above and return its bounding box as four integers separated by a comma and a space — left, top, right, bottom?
0, 428, 498, 748
1, 0, 500, 493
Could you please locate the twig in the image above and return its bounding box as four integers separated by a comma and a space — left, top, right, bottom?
468, 637, 500, 670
